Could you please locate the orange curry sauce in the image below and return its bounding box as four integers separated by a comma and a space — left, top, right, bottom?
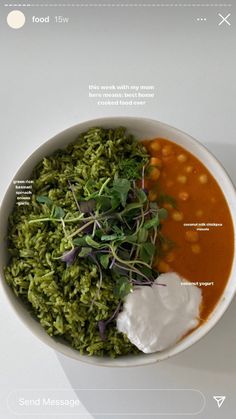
143, 138, 234, 321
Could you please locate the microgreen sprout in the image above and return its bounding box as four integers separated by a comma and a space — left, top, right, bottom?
33, 173, 173, 336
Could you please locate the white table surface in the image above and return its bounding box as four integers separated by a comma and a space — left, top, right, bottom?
0, 1, 235, 418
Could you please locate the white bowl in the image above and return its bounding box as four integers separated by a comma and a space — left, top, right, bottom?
1, 117, 236, 367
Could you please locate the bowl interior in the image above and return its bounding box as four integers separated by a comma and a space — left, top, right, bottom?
1, 117, 236, 367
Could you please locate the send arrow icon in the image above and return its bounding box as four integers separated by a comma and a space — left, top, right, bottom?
213, 396, 226, 408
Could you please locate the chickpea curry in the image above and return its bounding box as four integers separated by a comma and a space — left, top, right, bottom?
143, 138, 234, 321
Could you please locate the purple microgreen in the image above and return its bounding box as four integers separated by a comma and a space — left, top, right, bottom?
56, 175, 172, 307
79, 199, 96, 214
107, 300, 122, 322
131, 279, 166, 287
132, 280, 154, 286
153, 282, 167, 287
67, 220, 95, 238
92, 249, 110, 255
94, 218, 102, 229
61, 247, 80, 266
80, 220, 94, 235
98, 320, 107, 341
109, 257, 116, 269
98, 301, 122, 341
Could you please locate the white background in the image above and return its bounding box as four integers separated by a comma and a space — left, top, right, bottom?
0, 1, 235, 418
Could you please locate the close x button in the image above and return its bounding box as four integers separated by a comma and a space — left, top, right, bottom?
218, 13, 231, 26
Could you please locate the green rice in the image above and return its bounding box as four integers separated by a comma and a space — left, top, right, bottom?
4, 127, 149, 357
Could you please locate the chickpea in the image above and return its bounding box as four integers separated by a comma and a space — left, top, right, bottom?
177, 154, 187, 163
199, 174, 208, 184
157, 260, 170, 273
149, 167, 160, 181
178, 191, 189, 201
185, 166, 193, 173
150, 157, 162, 167
172, 211, 184, 222
185, 230, 199, 243
191, 244, 201, 254
177, 175, 187, 184
165, 252, 175, 263
162, 145, 173, 157
150, 140, 161, 152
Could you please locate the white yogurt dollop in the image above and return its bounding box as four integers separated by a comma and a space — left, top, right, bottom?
116, 272, 202, 353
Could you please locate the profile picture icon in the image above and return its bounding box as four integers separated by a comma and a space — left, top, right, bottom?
7, 10, 26, 29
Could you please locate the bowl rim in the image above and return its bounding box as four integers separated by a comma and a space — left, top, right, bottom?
1, 116, 236, 367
